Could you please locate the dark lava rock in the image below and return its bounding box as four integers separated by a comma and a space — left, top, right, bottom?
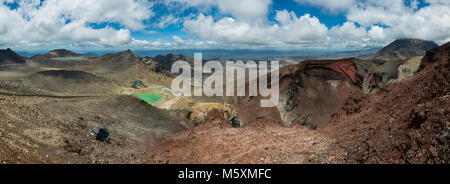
37, 70, 98, 79
152, 54, 194, 71
91, 127, 110, 142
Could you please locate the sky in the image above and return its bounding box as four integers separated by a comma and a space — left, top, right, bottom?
0, 0, 449, 51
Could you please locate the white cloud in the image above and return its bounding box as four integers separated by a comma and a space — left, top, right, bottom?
346, 0, 450, 43
2, 0, 450, 50
215, 0, 272, 21
129, 39, 169, 48
0, 0, 153, 48
153, 15, 180, 29
330, 22, 367, 41
295, 0, 356, 13
327, 22, 370, 48
172, 36, 185, 44
169, 0, 272, 21
275, 10, 328, 44
367, 26, 391, 43
183, 10, 328, 47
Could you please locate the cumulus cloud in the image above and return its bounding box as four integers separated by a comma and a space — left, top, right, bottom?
295, 0, 356, 13
169, 0, 272, 21
153, 15, 180, 29
183, 10, 328, 47
367, 26, 392, 43
328, 22, 370, 48
0, 0, 153, 48
346, 0, 450, 44
330, 22, 366, 41
129, 38, 171, 49
288, 0, 450, 48
1, 0, 450, 50
184, 14, 271, 45
275, 10, 328, 44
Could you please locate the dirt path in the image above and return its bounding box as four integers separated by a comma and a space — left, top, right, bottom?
147, 118, 332, 164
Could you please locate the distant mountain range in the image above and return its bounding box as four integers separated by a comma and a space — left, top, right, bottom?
11, 48, 381, 61
1, 38, 443, 66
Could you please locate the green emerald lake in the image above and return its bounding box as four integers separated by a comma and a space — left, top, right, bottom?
134, 93, 164, 104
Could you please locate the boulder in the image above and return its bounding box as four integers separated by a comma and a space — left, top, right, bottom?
90, 127, 110, 142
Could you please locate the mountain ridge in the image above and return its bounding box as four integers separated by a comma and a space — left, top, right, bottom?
43, 49, 84, 58
369, 38, 439, 61
0, 48, 26, 64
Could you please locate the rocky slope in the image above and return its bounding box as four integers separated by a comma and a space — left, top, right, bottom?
89, 50, 173, 87
318, 42, 449, 164
369, 39, 438, 61
420, 41, 450, 71
230, 40, 443, 128
229, 58, 372, 129
43, 49, 84, 58
0, 48, 26, 65
151, 54, 194, 71
0, 94, 186, 164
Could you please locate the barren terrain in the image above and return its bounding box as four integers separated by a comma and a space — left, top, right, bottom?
0, 40, 448, 164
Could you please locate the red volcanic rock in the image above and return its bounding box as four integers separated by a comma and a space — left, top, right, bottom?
229, 58, 369, 129
300, 58, 364, 86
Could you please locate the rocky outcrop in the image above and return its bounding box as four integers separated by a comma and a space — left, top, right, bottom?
141, 57, 164, 73
388, 56, 423, 84
420, 42, 450, 71
186, 103, 237, 128
362, 59, 402, 93
152, 54, 194, 71
362, 56, 426, 94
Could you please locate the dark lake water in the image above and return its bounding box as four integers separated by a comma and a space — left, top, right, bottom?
51, 57, 88, 61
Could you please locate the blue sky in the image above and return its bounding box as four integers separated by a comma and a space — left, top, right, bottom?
0, 0, 449, 51
134, 0, 349, 42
